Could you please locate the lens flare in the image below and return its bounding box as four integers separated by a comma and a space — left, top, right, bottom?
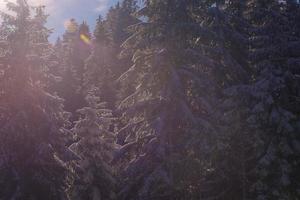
80, 34, 91, 45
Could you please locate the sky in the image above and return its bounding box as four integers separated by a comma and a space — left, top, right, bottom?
0, 0, 119, 42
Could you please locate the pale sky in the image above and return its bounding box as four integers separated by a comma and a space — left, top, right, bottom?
0, 0, 119, 41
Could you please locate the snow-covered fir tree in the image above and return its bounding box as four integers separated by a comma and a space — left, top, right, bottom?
221, 0, 300, 199
114, 0, 224, 199
0, 1, 75, 199
105, 0, 140, 105
83, 16, 116, 109
51, 19, 90, 121
0, 0, 299, 199
246, 0, 300, 198
68, 95, 117, 200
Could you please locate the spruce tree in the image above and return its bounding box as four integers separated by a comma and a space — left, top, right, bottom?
0, 1, 74, 199
83, 16, 116, 109
245, 0, 300, 198
114, 1, 221, 199
68, 95, 117, 200
178, 1, 256, 199
77, 21, 92, 92
52, 19, 90, 121
221, 0, 300, 199
105, 0, 140, 106
106, 0, 139, 51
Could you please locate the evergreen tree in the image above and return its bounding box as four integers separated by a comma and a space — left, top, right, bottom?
68, 95, 117, 200
166, 1, 255, 199
47, 37, 64, 94
1, 0, 299, 199
106, 0, 140, 105
77, 21, 92, 91
52, 19, 91, 121
221, 0, 300, 199
83, 16, 116, 109
106, 0, 139, 51
0, 1, 75, 199
114, 1, 221, 199
245, 0, 300, 198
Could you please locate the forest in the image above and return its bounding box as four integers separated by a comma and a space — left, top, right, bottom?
0, 0, 299, 199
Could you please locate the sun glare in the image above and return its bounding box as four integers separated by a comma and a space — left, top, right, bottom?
80, 34, 91, 45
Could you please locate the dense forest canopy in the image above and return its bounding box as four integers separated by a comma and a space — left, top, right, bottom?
0, 0, 299, 199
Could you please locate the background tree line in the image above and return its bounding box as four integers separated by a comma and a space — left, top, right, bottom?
0, 0, 299, 199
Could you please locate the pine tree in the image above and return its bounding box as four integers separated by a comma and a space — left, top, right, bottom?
1, 0, 298, 199
68, 95, 117, 200
47, 37, 64, 94
106, 0, 139, 51
105, 0, 140, 106
83, 16, 116, 109
177, 1, 257, 199
77, 21, 92, 91
114, 1, 223, 199
220, 0, 300, 199
52, 19, 90, 121
245, 0, 300, 198
0, 1, 75, 199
